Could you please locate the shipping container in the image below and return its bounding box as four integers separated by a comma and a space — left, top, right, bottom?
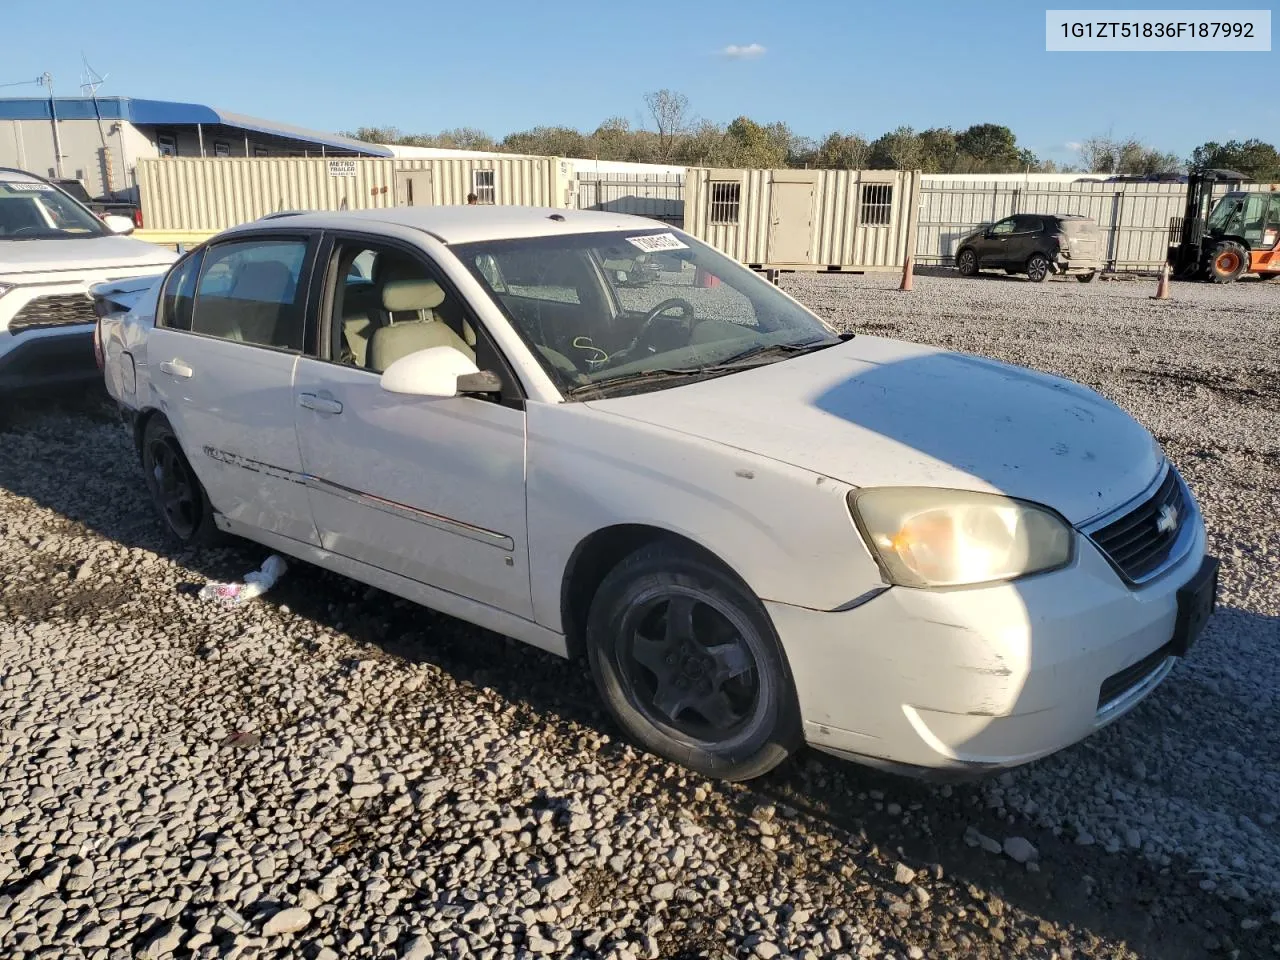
683, 168, 922, 272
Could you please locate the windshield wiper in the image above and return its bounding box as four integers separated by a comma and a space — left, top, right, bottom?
704, 335, 848, 370
565, 367, 720, 399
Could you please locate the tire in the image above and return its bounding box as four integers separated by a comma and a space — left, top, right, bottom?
956, 248, 979, 277
1026, 254, 1051, 283
140, 415, 221, 546
585, 542, 802, 781
1206, 241, 1248, 284
1076, 272, 1097, 283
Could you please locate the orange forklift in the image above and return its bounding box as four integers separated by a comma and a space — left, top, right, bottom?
1169, 169, 1280, 283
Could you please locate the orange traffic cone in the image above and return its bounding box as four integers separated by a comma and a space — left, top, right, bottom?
1151, 263, 1171, 300
899, 253, 914, 292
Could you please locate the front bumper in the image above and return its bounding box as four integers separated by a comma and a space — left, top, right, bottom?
0, 326, 99, 393
768, 514, 1209, 775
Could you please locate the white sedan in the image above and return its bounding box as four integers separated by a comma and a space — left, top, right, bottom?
97, 207, 1218, 781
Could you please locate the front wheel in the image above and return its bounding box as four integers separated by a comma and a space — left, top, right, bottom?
1026, 254, 1051, 283
956, 249, 979, 277
141, 415, 220, 546
585, 543, 801, 781
1207, 241, 1249, 283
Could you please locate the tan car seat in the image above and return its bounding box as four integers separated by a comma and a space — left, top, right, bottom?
366, 278, 476, 373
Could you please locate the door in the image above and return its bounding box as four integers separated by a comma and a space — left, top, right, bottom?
978, 216, 1018, 267
768, 179, 814, 264
292, 235, 532, 617
145, 235, 321, 545
395, 171, 433, 207
1005, 215, 1043, 267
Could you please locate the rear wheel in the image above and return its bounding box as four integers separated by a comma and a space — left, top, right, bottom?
585, 542, 801, 781
1076, 271, 1098, 283
141, 415, 220, 546
956, 249, 979, 277
1026, 254, 1051, 283
1206, 241, 1248, 284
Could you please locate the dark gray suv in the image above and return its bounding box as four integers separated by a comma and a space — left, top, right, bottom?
955, 214, 1101, 283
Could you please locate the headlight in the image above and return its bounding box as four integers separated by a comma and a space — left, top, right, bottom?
848, 488, 1073, 588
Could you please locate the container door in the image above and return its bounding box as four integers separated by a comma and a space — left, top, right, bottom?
395, 171, 433, 207
768, 180, 814, 264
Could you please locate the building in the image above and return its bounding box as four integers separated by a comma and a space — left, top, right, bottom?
0, 97, 389, 201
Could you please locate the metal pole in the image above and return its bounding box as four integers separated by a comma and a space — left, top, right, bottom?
45, 75, 65, 178
197, 124, 205, 158
244, 133, 249, 158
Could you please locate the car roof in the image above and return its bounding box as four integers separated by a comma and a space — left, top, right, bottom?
0, 167, 43, 184
225, 206, 672, 245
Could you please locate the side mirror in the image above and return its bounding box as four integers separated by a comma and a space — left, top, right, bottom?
104, 214, 136, 235
380, 345, 502, 398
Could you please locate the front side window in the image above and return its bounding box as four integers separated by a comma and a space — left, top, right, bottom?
327, 241, 479, 374
0, 179, 110, 240
456, 229, 840, 398
190, 239, 308, 350
158, 250, 206, 331
1239, 194, 1270, 245
990, 218, 1017, 236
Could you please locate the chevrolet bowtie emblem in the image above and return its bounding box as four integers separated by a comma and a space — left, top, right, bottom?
1156, 503, 1179, 535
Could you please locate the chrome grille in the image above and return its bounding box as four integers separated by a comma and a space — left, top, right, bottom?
8, 294, 96, 334
1089, 468, 1187, 582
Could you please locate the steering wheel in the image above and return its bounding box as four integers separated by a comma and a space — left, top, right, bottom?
628, 298, 696, 354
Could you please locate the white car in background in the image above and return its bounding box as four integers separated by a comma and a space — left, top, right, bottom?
0, 167, 175, 393
97, 206, 1218, 781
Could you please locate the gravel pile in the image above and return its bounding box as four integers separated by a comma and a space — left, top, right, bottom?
0, 269, 1277, 960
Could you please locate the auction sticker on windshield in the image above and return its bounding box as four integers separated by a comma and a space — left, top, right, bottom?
626, 233, 688, 253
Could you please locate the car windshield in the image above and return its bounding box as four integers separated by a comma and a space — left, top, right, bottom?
454, 229, 841, 397
0, 179, 109, 240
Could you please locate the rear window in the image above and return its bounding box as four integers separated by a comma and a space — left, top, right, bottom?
1059, 219, 1098, 235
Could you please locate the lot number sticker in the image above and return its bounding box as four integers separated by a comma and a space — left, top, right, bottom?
1, 181, 55, 191
626, 232, 688, 253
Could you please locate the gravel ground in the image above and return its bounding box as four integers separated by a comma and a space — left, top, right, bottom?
1, 270, 1278, 960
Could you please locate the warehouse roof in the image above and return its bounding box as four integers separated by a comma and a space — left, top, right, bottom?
0, 97, 391, 157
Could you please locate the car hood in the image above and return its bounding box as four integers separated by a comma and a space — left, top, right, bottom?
586, 336, 1162, 526
0, 235, 176, 279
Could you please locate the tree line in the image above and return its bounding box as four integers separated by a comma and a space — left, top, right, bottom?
344, 90, 1280, 180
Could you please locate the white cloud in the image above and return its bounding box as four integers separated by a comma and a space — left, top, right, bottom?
1065, 141, 1083, 152
721, 43, 766, 59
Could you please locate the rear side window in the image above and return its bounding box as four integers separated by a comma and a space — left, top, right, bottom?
158, 251, 205, 331
191, 239, 308, 350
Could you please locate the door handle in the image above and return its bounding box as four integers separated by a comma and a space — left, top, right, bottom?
159, 359, 193, 379
298, 393, 343, 415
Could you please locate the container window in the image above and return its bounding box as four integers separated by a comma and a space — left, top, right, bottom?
473, 170, 496, 205
156, 134, 177, 158
860, 184, 893, 226
213, 142, 230, 158
254, 146, 269, 158
709, 182, 740, 225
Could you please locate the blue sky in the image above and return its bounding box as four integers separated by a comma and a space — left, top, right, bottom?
2, 0, 1274, 164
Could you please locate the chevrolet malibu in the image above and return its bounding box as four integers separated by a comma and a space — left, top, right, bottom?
97, 207, 1218, 781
